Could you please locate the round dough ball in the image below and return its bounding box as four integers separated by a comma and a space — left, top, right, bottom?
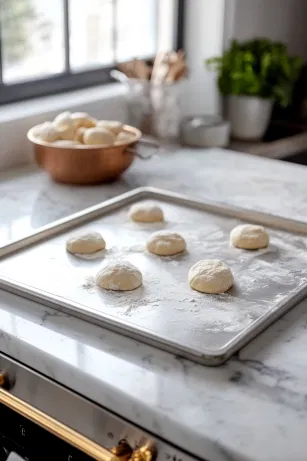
230, 224, 269, 250
97, 120, 123, 135
36, 122, 60, 143
129, 202, 164, 223
96, 261, 142, 291
53, 111, 74, 130
53, 140, 80, 146
116, 131, 134, 144
71, 112, 97, 128
58, 125, 76, 140
147, 231, 186, 256
74, 126, 87, 143
188, 259, 234, 294
83, 127, 115, 146
66, 232, 106, 255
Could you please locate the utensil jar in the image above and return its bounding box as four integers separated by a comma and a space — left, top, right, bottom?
126, 79, 184, 142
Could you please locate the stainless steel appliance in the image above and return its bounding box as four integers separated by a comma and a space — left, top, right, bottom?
0, 352, 197, 461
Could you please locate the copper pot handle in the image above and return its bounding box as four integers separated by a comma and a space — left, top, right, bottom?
126, 138, 159, 160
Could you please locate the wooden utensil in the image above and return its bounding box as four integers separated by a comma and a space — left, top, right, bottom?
116, 50, 187, 83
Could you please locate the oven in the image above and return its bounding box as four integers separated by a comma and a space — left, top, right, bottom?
0, 353, 197, 461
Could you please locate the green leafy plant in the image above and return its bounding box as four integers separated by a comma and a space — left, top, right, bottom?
206, 39, 303, 107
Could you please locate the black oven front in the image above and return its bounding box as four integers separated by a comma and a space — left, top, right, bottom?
0, 402, 94, 461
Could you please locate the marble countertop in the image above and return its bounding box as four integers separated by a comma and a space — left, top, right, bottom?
1, 148, 307, 461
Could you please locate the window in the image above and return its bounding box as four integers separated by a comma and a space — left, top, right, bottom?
0, 0, 184, 104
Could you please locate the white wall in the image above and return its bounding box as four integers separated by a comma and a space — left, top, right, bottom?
182, 0, 307, 117
229, 0, 307, 60
182, 0, 225, 116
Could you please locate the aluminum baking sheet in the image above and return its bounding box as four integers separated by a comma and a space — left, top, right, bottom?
1, 187, 307, 366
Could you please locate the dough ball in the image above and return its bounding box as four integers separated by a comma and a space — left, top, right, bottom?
53, 140, 80, 146
97, 120, 123, 135
71, 112, 97, 128
36, 122, 60, 143
129, 202, 164, 223
58, 125, 76, 141
188, 259, 233, 294
74, 126, 87, 143
116, 131, 134, 144
83, 127, 115, 146
230, 224, 269, 250
147, 231, 186, 256
96, 261, 142, 291
66, 232, 106, 254
53, 111, 74, 130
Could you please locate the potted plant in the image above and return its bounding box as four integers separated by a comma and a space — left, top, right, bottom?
206, 39, 303, 140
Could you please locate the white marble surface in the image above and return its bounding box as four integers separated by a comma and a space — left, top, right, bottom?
1, 148, 307, 461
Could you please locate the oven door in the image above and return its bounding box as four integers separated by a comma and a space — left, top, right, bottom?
0, 353, 198, 461
0, 395, 115, 461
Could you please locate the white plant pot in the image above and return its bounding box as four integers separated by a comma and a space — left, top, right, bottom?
226, 95, 274, 140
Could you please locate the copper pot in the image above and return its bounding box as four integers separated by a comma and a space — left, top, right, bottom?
27, 124, 156, 185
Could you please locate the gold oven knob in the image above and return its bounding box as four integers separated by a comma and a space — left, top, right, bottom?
111, 439, 133, 461
0, 371, 12, 390
111, 440, 156, 461
0, 372, 5, 387
130, 442, 156, 461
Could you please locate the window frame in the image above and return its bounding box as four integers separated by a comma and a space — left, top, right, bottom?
0, 0, 185, 105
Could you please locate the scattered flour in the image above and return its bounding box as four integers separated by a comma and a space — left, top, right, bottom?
79, 225, 307, 334
81, 275, 96, 293
121, 244, 145, 253
32, 200, 307, 350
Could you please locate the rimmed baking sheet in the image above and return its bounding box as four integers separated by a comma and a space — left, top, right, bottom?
0, 187, 307, 366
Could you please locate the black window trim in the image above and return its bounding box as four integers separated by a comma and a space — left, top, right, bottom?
0, 0, 185, 106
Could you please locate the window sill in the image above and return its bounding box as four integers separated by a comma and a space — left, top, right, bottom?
0, 83, 128, 171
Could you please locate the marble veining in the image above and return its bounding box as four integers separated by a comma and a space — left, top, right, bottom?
1, 149, 307, 461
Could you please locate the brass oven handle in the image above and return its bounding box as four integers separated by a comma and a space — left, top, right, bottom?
0, 377, 120, 461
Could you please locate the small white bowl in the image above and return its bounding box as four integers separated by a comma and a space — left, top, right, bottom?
180, 115, 230, 148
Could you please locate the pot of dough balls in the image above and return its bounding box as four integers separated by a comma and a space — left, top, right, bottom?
27, 112, 157, 185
